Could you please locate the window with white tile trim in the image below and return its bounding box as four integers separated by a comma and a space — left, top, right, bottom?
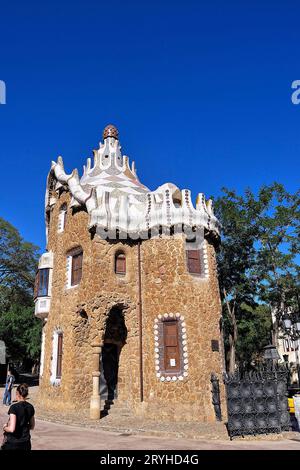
185, 238, 209, 279
66, 247, 83, 289
154, 313, 189, 382
58, 203, 67, 233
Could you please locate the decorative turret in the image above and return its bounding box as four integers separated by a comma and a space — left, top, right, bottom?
46, 125, 221, 240
103, 124, 119, 140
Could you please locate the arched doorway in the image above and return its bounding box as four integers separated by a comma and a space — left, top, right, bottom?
100, 306, 127, 402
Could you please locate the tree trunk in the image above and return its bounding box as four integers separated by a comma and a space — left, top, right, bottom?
228, 333, 236, 374
31, 360, 39, 375
223, 288, 238, 373
267, 240, 285, 342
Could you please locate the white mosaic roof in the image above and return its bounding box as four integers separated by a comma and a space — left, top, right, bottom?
46, 125, 220, 239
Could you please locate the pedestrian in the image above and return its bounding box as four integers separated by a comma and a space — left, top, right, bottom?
1, 383, 35, 450
2, 370, 15, 406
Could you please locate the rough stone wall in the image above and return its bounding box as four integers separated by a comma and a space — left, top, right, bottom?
38, 190, 226, 421
137, 235, 226, 422
39, 191, 141, 411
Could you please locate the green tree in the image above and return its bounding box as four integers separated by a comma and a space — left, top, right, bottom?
0, 304, 42, 364
214, 183, 300, 372
236, 304, 272, 366
0, 217, 41, 367
252, 184, 300, 341
0, 218, 38, 288
214, 188, 258, 372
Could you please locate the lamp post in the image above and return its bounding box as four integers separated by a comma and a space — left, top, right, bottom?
263, 344, 281, 364
282, 312, 300, 388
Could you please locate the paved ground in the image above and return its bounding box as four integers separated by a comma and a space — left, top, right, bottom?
1, 386, 300, 450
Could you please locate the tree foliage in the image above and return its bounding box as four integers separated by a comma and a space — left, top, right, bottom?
0, 217, 38, 288
214, 183, 300, 371
0, 217, 41, 365
0, 305, 42, 363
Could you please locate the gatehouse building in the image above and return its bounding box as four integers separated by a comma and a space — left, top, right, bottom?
34, 124, 225, 422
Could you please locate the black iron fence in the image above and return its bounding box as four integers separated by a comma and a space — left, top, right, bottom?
211, 373, 222, 421
224, 364, 290, 438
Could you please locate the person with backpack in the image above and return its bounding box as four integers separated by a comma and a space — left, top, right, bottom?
1, 383, 35, 450
2, 370, 15, 406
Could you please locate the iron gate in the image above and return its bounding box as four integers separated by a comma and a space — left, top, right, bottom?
224, 364, 290, 438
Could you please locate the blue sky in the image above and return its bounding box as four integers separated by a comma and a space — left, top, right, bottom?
0, 0, 299, 250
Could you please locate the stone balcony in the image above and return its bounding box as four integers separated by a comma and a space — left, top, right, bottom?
34, 297, 51, 320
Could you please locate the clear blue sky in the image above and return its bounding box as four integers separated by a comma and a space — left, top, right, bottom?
0, 0, 299, 250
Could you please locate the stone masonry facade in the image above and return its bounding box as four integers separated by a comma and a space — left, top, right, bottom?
37, 125, 226, 422
38, 191, 226, 421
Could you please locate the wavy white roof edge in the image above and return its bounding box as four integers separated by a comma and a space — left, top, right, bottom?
45, 128, 221, 240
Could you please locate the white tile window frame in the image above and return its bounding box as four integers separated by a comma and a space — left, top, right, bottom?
57, 208, 67, 233
66, 255, 73, 289
202, 241, 209, 279
65, 254, 80, 289
185, 238, 209, 280
154, 313, 189, 383
50, 329, 63, 386
39, 330, 46, 377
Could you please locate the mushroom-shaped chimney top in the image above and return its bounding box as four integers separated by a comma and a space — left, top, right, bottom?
103, 124, 119, 140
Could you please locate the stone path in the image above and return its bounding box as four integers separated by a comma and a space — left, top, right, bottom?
1, 386, 300, 450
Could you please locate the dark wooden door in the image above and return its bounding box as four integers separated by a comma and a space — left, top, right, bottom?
163, 321, 180, 372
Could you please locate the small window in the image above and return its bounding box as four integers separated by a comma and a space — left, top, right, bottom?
186, 249, 202, 275
58, 203, 67, 233
115, 252, 126, 275
56, 333, 63, 379
35, 268, 49, 298
71, 251, 83, 286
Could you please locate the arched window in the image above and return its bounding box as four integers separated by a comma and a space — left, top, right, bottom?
115, 252, 126, 275
58, 203, 67, 233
